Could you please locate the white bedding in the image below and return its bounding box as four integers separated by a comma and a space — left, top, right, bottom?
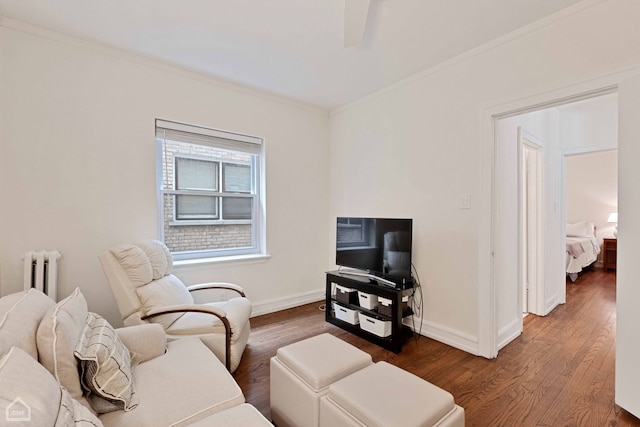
566, 236, 600, 280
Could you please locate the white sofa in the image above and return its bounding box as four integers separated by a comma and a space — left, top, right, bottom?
0, 288, 271, 426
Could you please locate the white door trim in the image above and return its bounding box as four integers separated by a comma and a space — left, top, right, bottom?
519, 129, 545, 317
478, 66, 639, 359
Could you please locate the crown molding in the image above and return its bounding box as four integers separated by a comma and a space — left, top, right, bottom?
0, 17, 329, 116
331, 0, 609, 116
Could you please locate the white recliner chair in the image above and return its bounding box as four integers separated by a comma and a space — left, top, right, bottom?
99, 240, 251, 372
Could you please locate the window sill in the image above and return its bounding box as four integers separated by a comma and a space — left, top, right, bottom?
173, 253, 271, 269
169, 219, 252, 226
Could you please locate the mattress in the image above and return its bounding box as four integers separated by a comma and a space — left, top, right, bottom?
566, 236, 600, 275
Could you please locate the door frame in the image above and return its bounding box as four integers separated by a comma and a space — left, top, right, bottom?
519, 129, 544, 317
477, 67, 637, 359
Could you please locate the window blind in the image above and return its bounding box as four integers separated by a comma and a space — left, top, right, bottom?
156, 119, 262, 155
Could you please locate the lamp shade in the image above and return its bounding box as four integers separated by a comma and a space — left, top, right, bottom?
608, 212, 618, 223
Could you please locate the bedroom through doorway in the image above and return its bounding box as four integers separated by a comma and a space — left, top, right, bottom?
493, 90, 618, 349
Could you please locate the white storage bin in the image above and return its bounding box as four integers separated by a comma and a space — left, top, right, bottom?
357, 291, 378, 310
333, 302, 361, 325
358, 313, 392, 337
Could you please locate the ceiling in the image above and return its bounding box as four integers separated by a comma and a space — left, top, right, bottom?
0, 0, 588, 110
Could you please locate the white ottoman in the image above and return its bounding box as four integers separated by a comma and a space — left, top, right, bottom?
270, 333, 373, 427
319, 362, 465, 427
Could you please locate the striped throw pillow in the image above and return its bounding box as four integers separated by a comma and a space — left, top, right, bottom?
74, 312, 138, 413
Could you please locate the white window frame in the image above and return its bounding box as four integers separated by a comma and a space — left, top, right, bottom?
156, 119, 266, 261
337, 218, 373, 248
171, 155, 254, 224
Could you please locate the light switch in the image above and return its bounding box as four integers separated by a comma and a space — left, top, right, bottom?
461, 194, 471, 209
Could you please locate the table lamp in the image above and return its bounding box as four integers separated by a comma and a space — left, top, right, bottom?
608, 212, 618, 237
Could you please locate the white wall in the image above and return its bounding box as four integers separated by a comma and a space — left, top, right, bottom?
559, 93, 619, 152
566, 150, 618, 244
329, 0, 640, 355
616, 71, 640, 419
0, 20, 331, 326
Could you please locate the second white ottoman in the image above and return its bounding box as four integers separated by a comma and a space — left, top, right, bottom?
319, 361, 465, 427
270, 333, 372, 427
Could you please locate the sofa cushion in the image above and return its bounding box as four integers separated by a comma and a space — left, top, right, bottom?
0, 346, 102, 427
37, 288, 90, 403
0, 288, 54, 359
75, 312, 138, 413
98, 338, 245, 427
187, 403, 273, 426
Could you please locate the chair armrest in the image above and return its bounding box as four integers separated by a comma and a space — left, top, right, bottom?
141, 304, 232, 370
142, 304, 228, 320
187, 282, 246, 297
116, 324, 167, 363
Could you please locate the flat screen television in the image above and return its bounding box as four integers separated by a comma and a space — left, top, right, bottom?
336, 217, 413, 285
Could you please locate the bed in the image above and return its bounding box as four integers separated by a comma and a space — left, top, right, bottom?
566, 222, 600, 282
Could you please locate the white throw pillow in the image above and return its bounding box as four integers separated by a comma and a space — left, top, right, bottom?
566, 222, 595, 237
75, 312, 138, 413
0, 346, 102, 426
36, 288, 90, 403
0, 289, 54, 359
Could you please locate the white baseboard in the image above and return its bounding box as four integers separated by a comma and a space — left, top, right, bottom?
251, 289, 325, 317
254, 293, 483, 358
405, 317, 480, 356
544, 296, 561, 316
497, 318, 522, 350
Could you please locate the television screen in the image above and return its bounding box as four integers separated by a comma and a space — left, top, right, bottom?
336, 217, 413, 283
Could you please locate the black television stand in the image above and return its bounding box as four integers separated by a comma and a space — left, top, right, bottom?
325, 270, 414, 353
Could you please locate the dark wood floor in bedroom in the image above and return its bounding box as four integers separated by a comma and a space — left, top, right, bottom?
233, 269, 640, 426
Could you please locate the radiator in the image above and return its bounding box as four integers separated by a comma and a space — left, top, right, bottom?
23, 250, 61, 300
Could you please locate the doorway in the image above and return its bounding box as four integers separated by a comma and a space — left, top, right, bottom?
492, 90, 618, 351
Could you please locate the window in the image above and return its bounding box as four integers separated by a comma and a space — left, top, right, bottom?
156, 119, 265, 260
337, 218, 372, 248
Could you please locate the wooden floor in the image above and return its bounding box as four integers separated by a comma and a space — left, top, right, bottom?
234, 269, 640, 426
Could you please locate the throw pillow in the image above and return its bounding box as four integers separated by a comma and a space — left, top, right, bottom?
0, 337, 10, 359
0, 346, 102, 426
566, 222, 595, 237
0, 288, 55, 359
56, 387, 104, 427
36, 287, 90, 403
74, 312, 138, 413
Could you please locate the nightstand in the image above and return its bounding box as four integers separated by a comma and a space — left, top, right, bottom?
603, 238, 617, 272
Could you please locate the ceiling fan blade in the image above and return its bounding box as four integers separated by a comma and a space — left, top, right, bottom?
344, 0, 371, 48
